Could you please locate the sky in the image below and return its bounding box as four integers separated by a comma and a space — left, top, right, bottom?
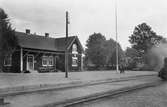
0, 0, 167, 50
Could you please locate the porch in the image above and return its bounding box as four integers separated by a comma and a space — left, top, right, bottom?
20, 48, 65, 73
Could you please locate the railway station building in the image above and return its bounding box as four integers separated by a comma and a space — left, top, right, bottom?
3, 29, 84, 73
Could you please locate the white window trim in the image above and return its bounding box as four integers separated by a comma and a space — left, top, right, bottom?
4, 55, 12, 66
72, 43, 78, 66
48, 56, 54, 66
42, 55, 54, 66
72, 51, 78, 54
42, 55, 48, 66
26, 54, 34, 70
72, 44, 78, 54
72, 56, 78, 60
72, 57, 78, 67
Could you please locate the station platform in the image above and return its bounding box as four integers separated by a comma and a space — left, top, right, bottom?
0, 71, 157, 96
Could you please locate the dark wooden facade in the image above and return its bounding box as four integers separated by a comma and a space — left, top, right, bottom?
3, 31, 84, 73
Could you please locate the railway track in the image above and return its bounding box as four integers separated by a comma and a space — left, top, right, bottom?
64, 80, 163, 107
38, 75, 162, 107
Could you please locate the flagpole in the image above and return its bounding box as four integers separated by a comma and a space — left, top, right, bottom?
115, 0, 119, 73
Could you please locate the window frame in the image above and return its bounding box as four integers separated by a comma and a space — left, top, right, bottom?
72, 57, 78, 67
48, 56, 54, 66
72, 44, 78, 54
42, 55, 48, 66
42, 55, 54, 66
4, 54, 12, 66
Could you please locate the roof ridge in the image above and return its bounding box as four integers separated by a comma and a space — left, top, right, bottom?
15, 31, 77, 39
54, 35, 77, 39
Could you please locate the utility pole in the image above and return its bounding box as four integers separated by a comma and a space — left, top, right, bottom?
65, 11, 69, 78
115, 0, 119, 73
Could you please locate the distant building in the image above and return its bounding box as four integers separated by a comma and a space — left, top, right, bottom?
3, 29, 84, 73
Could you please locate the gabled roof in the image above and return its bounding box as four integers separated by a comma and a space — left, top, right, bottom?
15, 31, 83, 52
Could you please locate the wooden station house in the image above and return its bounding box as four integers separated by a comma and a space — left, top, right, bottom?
3, 29, 84, 73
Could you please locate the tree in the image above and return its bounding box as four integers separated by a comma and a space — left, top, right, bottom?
129, 22, 162, 54
129, 23, 164, 70
104, 39, 116, 65
85, 33, 106, 68
0, 8, 18, 71
125, 47, 139, 58
105, 39, 125, 66
85, 33, 125, 70
125, 47, 140, 69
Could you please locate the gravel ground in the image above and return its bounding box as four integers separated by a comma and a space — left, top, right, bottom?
72, 82, 167, 107
0, 71, 156, 89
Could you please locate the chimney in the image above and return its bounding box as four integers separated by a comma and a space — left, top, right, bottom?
45, 33, 49, 37
26, 29, 30, 34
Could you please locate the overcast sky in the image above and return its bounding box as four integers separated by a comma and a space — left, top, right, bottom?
0, 0, 167, 50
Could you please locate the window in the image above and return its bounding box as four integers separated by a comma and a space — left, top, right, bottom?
72, 57, 78, 67
48, 56, 53, 66
42, 55, 54, 66
72, 44, 78, 54
72, 44, 78, 67
42, 56, 48, 66
4, 55, 12, 66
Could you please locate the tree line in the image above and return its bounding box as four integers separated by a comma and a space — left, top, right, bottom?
84, 23, 167, 71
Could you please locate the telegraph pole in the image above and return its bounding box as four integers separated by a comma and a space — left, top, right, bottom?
65, 11, 69, 78
115, 0, 119, 73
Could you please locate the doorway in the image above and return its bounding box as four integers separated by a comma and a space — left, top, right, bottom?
27, 55, 34, 71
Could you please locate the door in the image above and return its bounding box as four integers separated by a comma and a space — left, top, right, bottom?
27, 55, 34, 71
